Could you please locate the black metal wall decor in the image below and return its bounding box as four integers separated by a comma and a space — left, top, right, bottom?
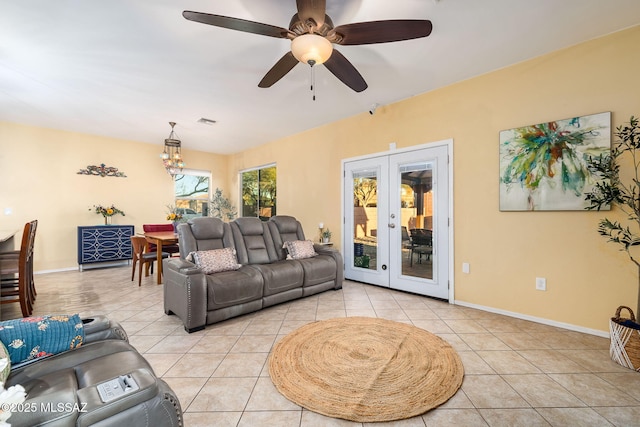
77, 163, 127, 178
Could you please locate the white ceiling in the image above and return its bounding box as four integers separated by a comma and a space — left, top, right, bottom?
2, 0, 640, 155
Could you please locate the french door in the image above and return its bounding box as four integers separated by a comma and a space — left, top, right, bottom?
343, 143, 450, 299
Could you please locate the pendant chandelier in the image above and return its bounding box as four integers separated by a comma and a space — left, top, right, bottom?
161, 122, 185, 177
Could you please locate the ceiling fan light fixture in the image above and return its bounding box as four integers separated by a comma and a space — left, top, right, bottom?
291, 34, 333, 65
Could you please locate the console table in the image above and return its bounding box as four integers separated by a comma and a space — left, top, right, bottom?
77, 225, 134, 270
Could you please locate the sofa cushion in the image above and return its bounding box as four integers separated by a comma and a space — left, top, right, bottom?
0, 314, 84, 366
297, 254, 338, 287
231, 218, 279, 264
284, 240, 317, 260
178, 218, 235, 258
190, 248, 241, 274
190, 217, 226, 239
250, 261, 304, 296
268, 216, 307, 260
206, 267, 264, 310
10, 367, 79, 426
269, 216, 304, 238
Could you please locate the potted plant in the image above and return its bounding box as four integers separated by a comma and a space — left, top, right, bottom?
321, 228, 332, 243
209, 188, 237, 221
584, 116, 640, 315
91, 204, 125, 225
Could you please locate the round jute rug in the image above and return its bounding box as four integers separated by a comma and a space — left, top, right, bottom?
268, 316, 464, 422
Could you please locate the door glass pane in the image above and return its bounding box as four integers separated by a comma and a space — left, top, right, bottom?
353, 170, 378, 270
399, 163, 434, 279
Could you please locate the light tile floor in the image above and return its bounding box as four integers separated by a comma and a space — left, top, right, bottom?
3, 266, 640, 426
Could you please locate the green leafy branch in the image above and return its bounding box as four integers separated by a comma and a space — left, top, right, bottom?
585, 116, 640, 268
210, 188, 237, 221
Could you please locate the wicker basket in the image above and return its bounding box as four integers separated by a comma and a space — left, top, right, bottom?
609, 305, 640, 371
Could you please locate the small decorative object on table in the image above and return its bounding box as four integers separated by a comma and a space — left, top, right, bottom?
91, 204, 125, 225
166, 205, 183, 231
321, 228, 332, 243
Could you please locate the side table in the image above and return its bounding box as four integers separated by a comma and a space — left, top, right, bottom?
78, 225, 134, 270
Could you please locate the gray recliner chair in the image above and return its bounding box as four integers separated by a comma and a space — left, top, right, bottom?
4, 315, 182, 427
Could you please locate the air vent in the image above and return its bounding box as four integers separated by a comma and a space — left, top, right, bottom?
197, 118, 217, 125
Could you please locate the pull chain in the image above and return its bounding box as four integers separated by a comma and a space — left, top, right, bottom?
308, 60, 317, 101
311, 65, 316, 101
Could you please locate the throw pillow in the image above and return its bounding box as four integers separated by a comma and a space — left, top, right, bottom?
190, 248, 241, 274
0, 314, 85, 366
283, 240, 317, 260
0, 341, 10, 384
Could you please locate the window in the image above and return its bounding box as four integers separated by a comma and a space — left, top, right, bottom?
174, 169, 211, 220
241, 165, 276, 220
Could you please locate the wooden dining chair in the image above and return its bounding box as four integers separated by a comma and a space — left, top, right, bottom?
142, 224, 180, 257
130, 236, 170, 286
0, 220, 37, 316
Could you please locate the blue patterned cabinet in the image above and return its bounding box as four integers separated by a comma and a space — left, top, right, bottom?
77, 225, 134, 270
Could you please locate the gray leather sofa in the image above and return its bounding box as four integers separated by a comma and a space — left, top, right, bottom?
164, 215, 343, 332
5, 315, 182, 427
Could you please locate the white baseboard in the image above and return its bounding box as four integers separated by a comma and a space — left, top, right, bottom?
454, 299, 609, 338
35, 267, 78, 274
35, 261, 129, 275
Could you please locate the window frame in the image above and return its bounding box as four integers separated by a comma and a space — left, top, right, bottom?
173, 168, 212, 219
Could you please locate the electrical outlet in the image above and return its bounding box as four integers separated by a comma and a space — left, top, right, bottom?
535, 277, 546, 291
4, 208, 12, 216
462, 263, 470, 274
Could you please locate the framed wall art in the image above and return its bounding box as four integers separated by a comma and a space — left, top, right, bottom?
499, 112, 611, 211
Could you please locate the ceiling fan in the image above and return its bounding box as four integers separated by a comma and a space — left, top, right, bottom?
183, 0, 433, 93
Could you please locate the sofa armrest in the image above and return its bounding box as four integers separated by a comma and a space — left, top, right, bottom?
164, 257, 202, 275
76, 368, 182, 427
83, 315, 128, 343
313, 245, 344, 290
163, 258, 208, 333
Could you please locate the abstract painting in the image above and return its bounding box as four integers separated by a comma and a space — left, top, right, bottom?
500, 112, 611, 211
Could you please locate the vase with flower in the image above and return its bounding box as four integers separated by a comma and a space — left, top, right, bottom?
91, 204, 125, 225
166, 205, 183, 231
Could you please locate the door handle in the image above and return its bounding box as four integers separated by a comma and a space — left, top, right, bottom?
388, 223, 396, 228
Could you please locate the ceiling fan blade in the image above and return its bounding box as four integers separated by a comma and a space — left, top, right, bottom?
296, 0, 326, 27
258, 52, 299, 88
323, 49, 367, 93
183, 11, 290, 39
333, 20, 432, 45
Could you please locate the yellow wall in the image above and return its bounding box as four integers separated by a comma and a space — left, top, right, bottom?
2, 26, 639, 333
0, 122, 229, 271
228, 26, 640, 332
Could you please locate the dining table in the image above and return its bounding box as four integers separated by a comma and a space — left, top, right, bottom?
143, 230, 179, 284
0, 229, 18, 253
